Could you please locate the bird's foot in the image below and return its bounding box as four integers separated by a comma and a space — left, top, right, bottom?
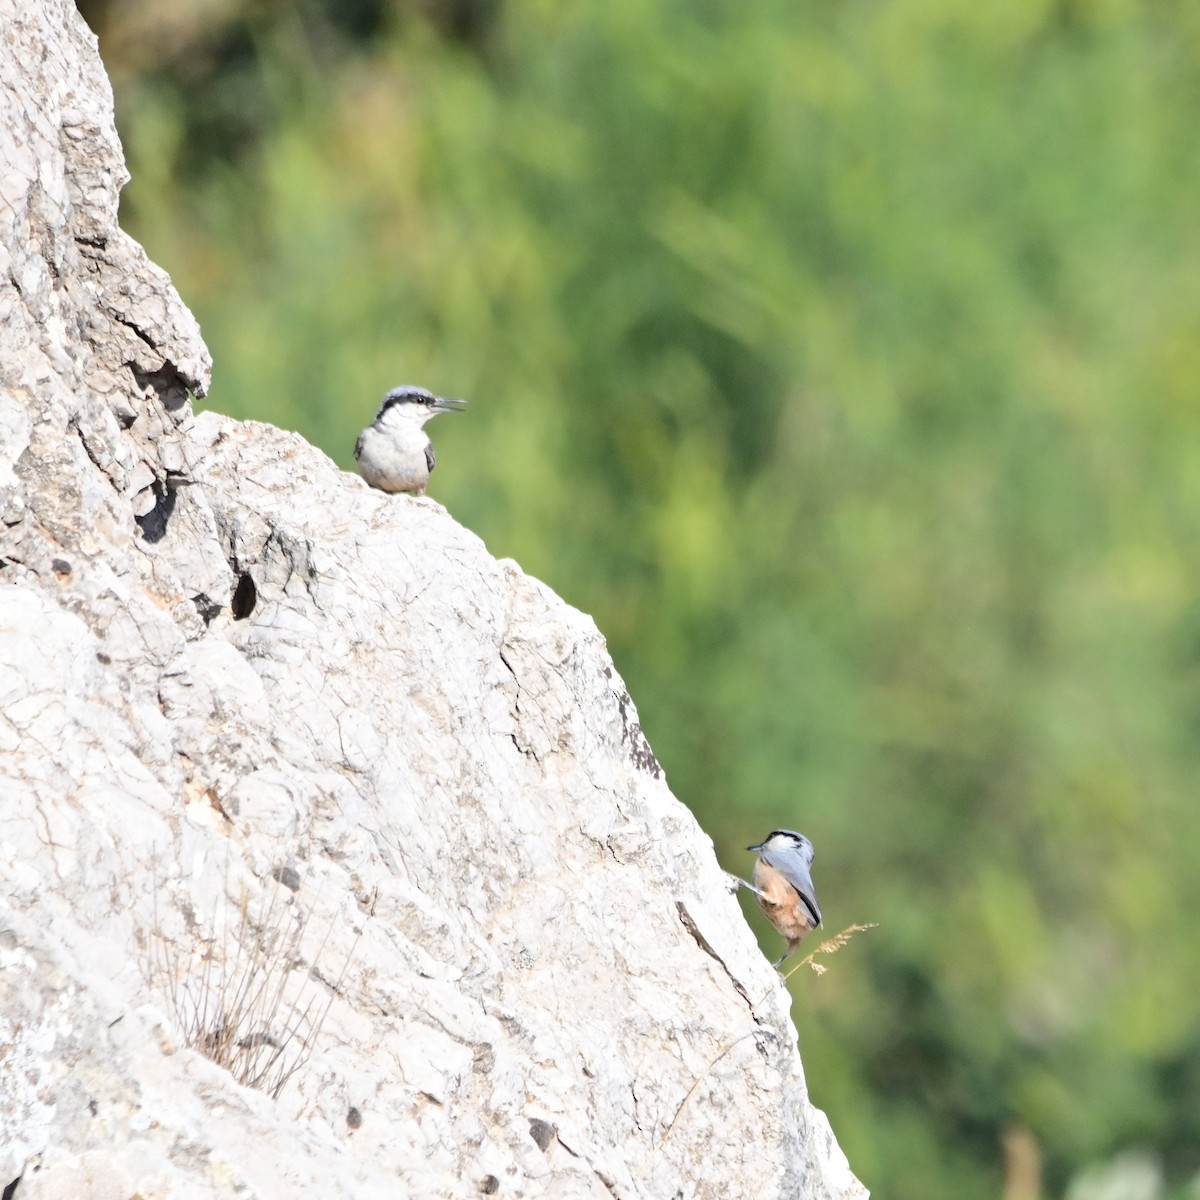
724, 871, 760, 896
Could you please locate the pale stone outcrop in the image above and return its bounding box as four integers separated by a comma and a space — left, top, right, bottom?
0, 3, 867, 1197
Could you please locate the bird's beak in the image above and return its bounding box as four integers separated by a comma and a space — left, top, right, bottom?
434, 396, 468, 412
745, 842, 763, 852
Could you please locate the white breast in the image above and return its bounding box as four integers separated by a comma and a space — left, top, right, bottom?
355, 423, 431, 494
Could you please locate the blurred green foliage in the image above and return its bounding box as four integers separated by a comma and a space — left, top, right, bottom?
85, 0, 1200, 1194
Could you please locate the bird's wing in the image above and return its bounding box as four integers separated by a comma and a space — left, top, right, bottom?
425, 441, 436, 474
354, 431, 366, 462
761, 848, 822, 927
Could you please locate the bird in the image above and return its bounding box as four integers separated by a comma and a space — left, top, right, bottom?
743, 829, 822, 967
354, 384, 467, 495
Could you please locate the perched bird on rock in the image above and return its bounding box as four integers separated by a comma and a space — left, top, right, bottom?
354, 384, 466, 495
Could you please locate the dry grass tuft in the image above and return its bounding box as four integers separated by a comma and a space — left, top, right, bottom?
149, 867, 358, 1100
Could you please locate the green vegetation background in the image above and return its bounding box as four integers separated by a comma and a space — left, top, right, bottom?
84, 0, 1200, 1195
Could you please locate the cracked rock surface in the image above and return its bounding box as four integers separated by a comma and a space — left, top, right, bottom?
0, 3, 868, 1198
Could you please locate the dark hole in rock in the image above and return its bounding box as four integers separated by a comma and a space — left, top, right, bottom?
528, 1118, 556, 1151
231, 571, 256, 620
134, 366, 191, 414
135, 487, 176, 544
272, 865, 302, 892
191, 593, 223, 625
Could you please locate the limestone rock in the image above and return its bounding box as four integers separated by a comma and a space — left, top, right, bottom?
0, 3, 867, 1198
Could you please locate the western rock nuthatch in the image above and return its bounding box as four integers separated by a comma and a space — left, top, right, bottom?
738, 829, 822, 967
354, 384, 467, 495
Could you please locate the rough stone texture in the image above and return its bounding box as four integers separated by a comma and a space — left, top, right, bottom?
0, 3, 868, 1198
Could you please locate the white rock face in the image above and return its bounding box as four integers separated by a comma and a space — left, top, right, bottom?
0, 3, 868, 1198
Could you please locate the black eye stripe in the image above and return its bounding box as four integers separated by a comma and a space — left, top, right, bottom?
379, 388, 437, 414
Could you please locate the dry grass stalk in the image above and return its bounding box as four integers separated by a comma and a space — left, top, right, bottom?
638, 921, 877, 1174
783, 922, 878, 980
636, 1030, 761, 1178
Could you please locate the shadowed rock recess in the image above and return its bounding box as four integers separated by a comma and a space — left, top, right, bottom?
0, 4, 867, 1198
